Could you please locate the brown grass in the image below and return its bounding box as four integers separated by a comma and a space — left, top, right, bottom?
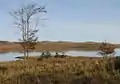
0, 41, 111, 52
0, 56, 120, 84
0, 41, 119, 52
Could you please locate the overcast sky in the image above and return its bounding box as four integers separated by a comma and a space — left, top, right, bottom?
0, 0, 120, 43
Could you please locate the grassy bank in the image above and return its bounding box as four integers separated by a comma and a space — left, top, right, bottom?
0, 56, 120, 84
0, 41, 120, 52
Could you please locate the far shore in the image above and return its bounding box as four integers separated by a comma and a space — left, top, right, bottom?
0, 41, 119, 53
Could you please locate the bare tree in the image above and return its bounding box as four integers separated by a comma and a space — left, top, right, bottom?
98, 41, 116, 57
11, 4, 46, 57
98, 41, 116, 72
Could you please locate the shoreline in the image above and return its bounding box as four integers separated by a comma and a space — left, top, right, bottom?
0, 41, 119, 52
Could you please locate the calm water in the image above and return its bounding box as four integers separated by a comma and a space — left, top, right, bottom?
0, 49, 120, 61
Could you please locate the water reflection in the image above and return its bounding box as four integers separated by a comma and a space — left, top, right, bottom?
0, 48, 120, 61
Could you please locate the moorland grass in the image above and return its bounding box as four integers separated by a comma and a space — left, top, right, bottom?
0, 56, 120, 84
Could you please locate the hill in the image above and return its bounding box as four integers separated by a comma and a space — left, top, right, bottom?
0, 41, 119, 52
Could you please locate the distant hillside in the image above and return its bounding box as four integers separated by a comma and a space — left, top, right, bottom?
0, 41, 13, 45
0, 41, 119, 52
